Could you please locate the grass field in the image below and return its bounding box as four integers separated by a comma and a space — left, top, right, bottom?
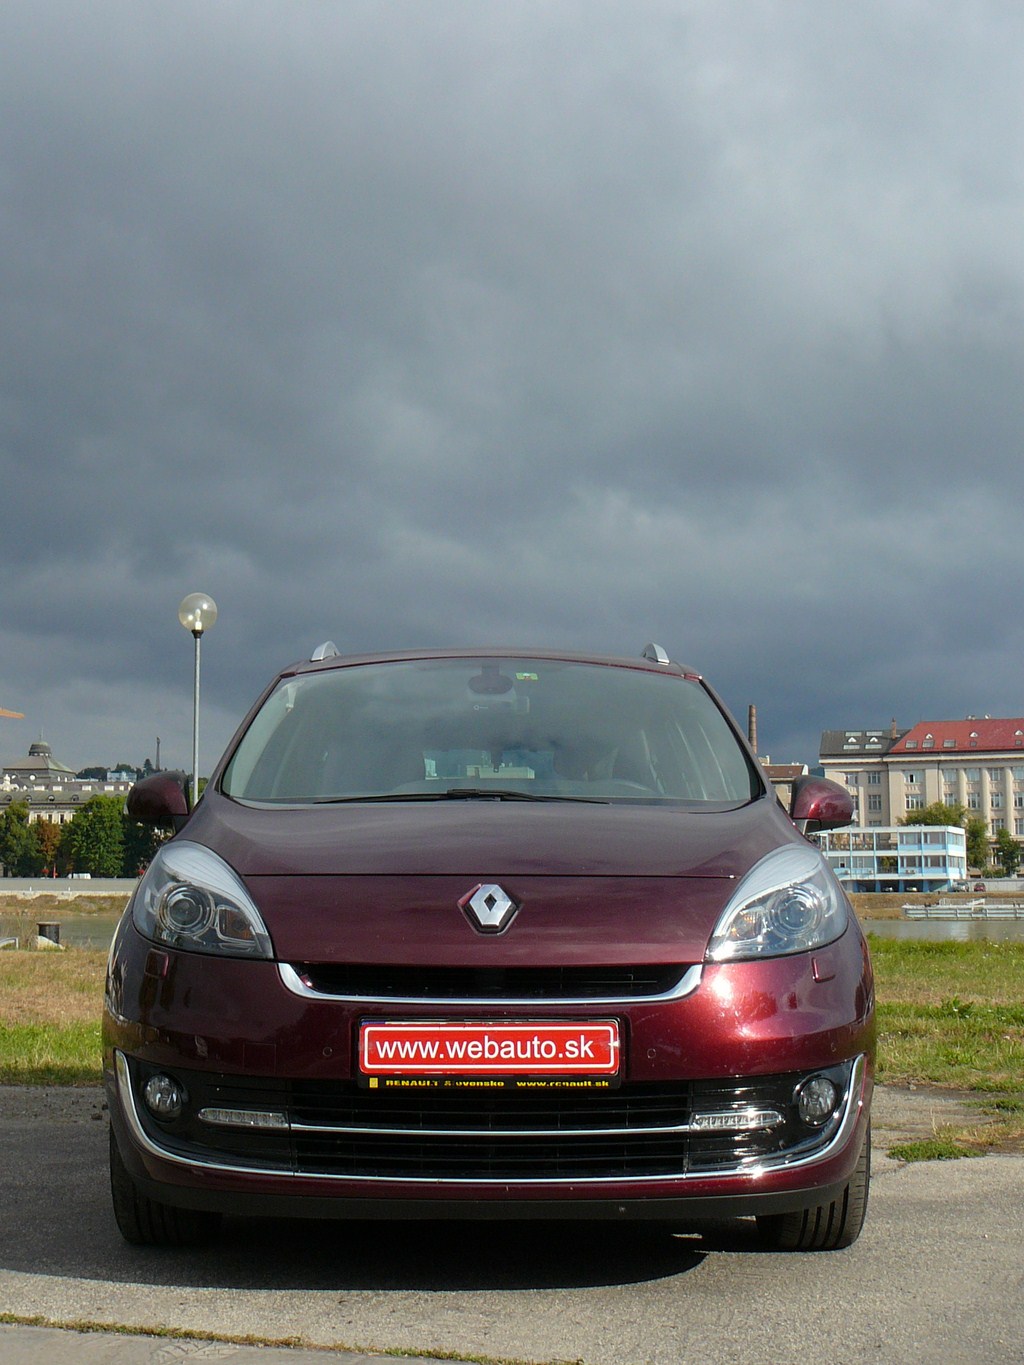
869, 936, 1024, 1154
2, 934, 1022, 1152
0, 949, 106, 1084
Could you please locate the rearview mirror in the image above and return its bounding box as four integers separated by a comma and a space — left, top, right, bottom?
789, 775, 854, 833
125, 771, 191, 831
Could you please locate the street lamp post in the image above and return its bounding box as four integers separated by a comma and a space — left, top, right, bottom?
178, 593, 218, 808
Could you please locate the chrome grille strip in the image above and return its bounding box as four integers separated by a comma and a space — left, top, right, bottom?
277, 960, 703, 1006
290, 1119, 725, 1138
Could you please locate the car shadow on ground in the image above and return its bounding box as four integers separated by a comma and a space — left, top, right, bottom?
192, 1216, 758, 1289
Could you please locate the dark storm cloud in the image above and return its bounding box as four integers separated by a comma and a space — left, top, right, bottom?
2, 0, 1024, 771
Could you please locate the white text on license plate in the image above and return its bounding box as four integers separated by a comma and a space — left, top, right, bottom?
359, 1021, 620, 1076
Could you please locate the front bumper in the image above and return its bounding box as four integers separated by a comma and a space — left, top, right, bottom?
108, 1045, 871, 1221
105, 916, 874, 1222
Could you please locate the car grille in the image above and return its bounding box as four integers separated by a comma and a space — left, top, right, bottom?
127, 1062, 851, 1182
292, 962, 690, 1000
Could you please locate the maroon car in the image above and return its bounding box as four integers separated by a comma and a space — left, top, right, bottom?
104, 645, 873, 1250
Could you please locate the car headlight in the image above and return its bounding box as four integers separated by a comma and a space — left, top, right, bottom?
705, 843, 848, 962
132, 841, 273, 959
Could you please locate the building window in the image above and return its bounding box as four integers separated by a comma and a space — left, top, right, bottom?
904, 771, 920, 784
868, 794, 882, 813
992, 818, 1006, 834
991, 792, 1004, 809
988, 769, 1003, 783
1016, 819, 1024, 836
905, 741, 918, 750
906, 795, 925, 811
943, 738, 956, 748
965, 769, 980, 783
867, 772, 881, 785
1014, 794, 1024, 808
967, 793, 980, 809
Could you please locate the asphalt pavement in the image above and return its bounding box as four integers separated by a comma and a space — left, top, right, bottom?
1, 1085, 1023, 1365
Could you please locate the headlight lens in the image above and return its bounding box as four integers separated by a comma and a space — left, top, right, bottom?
705, 843, 848, 962
132, 841, 273, 958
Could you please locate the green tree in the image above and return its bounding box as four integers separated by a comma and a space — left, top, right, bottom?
62, 795, 125, 877
122, 818, 165, 877
995, 827, 1022, 877
0, 802, 42, 876
965, 816, 989, 872
899, 801, 967, 827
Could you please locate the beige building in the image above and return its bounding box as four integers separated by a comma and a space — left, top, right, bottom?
820, 717, 1024, 851
1, 741, 134, 826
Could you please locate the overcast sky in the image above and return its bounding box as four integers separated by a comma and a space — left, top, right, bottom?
2, 0, 1023, 777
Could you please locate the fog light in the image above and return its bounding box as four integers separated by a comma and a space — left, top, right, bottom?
143, 1073, 186, 1121
796, 1075, 839, 1126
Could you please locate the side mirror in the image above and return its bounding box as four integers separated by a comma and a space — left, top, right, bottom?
125, 771, 191, 832
789, 775, 854, 833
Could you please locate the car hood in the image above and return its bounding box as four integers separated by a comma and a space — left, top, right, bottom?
182, 793, 804, 965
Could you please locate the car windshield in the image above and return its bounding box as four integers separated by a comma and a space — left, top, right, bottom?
220, 657, 761, 806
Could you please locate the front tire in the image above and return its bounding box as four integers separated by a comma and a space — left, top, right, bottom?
109, 1126, 222, 1247
756, 1125, 870, 1251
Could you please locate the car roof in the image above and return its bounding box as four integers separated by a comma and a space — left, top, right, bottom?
281, 645, 702, 681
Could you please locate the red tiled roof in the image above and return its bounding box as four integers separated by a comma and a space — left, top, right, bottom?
889, 718, 1024, 755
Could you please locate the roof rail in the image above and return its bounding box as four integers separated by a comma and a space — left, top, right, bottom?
310, 641, 339, 662
642, 642, 670, 665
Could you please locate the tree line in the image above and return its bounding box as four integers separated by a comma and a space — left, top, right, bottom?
0, 796, 163, 879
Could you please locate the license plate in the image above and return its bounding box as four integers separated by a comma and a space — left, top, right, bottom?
359, 1020, 620, 1079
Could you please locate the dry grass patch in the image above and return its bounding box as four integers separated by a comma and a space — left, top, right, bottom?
0, 950, 107, 1027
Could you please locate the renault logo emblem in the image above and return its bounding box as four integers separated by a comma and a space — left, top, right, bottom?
459, 883, 519, 934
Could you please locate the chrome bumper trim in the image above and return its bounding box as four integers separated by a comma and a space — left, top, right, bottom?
288, 1111, 783, 1139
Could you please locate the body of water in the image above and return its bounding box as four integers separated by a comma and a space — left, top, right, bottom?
38, 912, 122, 949
861, 918, 1024, 942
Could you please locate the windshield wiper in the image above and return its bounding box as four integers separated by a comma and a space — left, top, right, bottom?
441, 787, 609, 803
312, 788, 610, 805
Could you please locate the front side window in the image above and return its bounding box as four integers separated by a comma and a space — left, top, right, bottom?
222, 659, 762, 807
